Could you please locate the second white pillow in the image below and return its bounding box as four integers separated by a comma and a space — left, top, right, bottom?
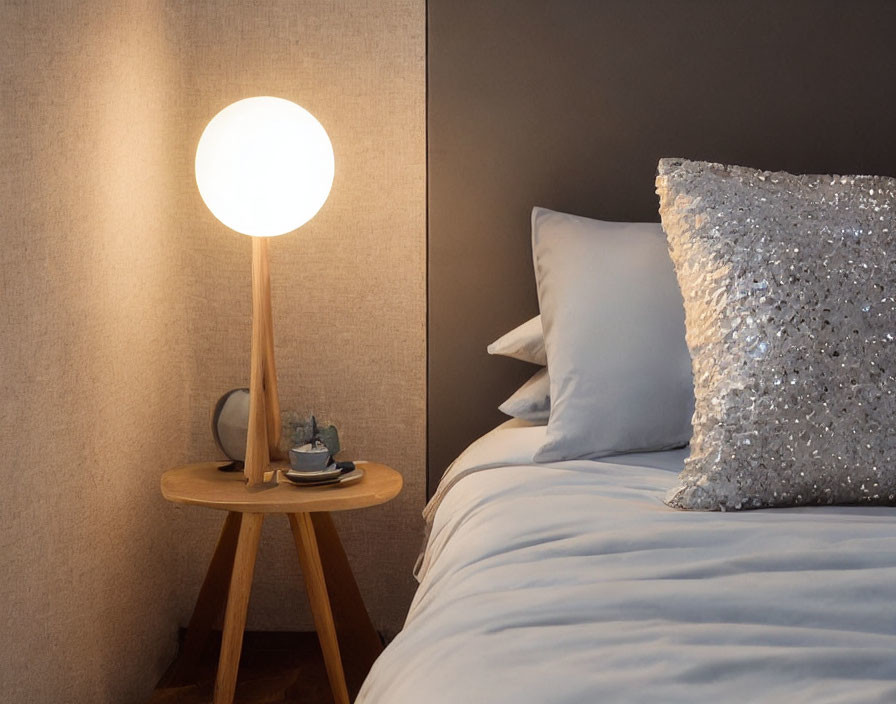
532, 207, 694, 462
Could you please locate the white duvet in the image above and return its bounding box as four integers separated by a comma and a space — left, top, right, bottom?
358, 422, 896, 704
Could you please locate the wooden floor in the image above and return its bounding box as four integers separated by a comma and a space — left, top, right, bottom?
149, 631, 362, 704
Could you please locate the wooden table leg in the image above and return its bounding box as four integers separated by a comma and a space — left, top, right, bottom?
214, 512, 264, 704
311, 512, 383, 691
170, 511, 242, 685
289, 513, 350, 704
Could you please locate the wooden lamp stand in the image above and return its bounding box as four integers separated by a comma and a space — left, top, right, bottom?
245, 236, 282, 486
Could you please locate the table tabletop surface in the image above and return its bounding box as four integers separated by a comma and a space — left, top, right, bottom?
161, 461, 403, 513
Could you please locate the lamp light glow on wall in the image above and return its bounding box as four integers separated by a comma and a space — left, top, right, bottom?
196, 96, 335, 486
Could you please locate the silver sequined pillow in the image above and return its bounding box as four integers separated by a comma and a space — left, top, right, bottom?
657, 158, 896, 510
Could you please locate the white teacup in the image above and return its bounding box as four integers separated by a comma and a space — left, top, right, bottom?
288, 443, 332, 472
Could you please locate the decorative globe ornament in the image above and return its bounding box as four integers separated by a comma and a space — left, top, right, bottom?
211, 388, 250, 466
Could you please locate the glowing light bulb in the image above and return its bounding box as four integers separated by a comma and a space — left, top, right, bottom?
195, 96, 334, 237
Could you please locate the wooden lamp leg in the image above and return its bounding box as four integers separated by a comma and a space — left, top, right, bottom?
245, 237, 282, 486
260, 239, 282, 459
289, 513, 351, 704
311, 512, 384, 692
170, 512, 243, 685
214, 512, 265, 704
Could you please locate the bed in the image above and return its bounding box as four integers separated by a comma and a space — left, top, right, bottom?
359, 421, 896, 703
401, 3, 896, 701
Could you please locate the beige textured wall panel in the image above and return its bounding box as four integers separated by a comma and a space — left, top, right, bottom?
1, 1, 424, 700
0, 1, 190, 701
166, 0, 426, 636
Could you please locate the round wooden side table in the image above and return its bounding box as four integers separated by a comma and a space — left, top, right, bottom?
161, 461, 402, 704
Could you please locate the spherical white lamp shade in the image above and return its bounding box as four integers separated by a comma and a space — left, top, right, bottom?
195, 97, 334, 237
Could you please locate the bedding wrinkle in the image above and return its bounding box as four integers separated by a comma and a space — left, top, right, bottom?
641, 550, 896, 581
672, 646, 896, 684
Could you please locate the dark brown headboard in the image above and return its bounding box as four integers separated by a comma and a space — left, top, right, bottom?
427, 0, 896, 494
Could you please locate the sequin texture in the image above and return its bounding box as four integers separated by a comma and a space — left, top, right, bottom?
657, 158, 896, 510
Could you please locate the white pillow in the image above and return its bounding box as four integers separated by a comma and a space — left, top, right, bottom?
487, 316, 546, 365
532, 207, 694, 462
498, 368, 550, 424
